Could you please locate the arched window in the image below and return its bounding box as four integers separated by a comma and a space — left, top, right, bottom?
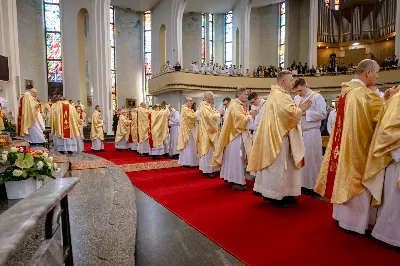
225, 11, 233, 66
201, 13, 206, 64
144, 11, 152, 105
110, 6, 117, 110
43, 0, 63, 94
279, 1, 285, 69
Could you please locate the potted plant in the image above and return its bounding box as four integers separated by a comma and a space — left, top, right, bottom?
0, 146, 59, 199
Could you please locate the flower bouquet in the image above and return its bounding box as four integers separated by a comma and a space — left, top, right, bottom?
0, 147, 60, 199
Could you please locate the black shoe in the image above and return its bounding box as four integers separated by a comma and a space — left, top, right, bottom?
99, 149, 105, 152
283, 196, 298, 204
152, 155, 161, 160
172, 154, 179, 159
67, 151, 73, 155
59, 151, 66, 155
232, 184, 248, 191
183, 165, 190, 168
203, 173, 215, 178
253, 191, 262, 197
140, 154, 147, 157
269, 199, 288, 208
116, 149, 121, 152
164, 153, 170, 157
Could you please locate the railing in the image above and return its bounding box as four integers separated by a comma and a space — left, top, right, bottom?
0, 178, 79, 266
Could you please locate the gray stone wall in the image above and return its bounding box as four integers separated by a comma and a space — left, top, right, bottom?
182, 13, 202, 69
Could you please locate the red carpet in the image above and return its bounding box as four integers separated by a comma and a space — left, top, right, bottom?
128, 167, 400, 266
84, 143, 171, 165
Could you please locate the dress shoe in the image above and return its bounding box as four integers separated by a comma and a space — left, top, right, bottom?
253, 191, 262, 197
152, 155, 161, 160
67, 151, 73, 154
283, 196, 298, 204
116, 149, 121, 152
203, 173, 215, 178
269, 199, 288, 208
232, 184, 248, 191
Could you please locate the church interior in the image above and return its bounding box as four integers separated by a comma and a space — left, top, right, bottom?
0, 0, 400, 265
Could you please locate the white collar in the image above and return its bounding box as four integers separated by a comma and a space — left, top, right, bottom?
351, 79, 366, 87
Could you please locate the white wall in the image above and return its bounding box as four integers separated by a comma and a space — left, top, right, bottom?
182, 13, 202, 69
249, 4, 279, 71
114, 7, 143, 108
0, 0, 22, 119
16, 0, 47, 101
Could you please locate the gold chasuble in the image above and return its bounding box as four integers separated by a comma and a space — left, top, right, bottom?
177, 105, 197, 151
315, 81, 383, 204
363, 92, 400, 205
129, 110, 138, 144
49, 101, 60, 135
115, 114, 131, 143
137, 107, 150, 144
247, 86, 304, 173
17, 92, 39, 137
0, 107, 5, 131
197, 101, 219, 158
149, 110, 169, 148
57, 101, 80, 139
211, 99, 251, 167
90, 110, 104, 141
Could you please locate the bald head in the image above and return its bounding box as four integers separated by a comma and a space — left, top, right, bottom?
204, 91, 214, 104
354, 59, 380, 87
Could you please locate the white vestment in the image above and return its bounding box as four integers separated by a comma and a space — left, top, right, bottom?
54, 134, 78, 152
150, 143, 165, 156
22, 120, 46, 144
129, 142, 137, 151
138, 139, 150, 154
76, 136, 84, 152
178, 132, 199, 167
371, 148, 400, 247
168, 111, 180, 156
294, 91, 327, 189
92, 139, 104, 151
253, 135, 301, 200
327, 110, 337, 135
248, 99, 266, 140
220, 134, 246, 185
200, 148, 219, 174
115, 137, 129, 149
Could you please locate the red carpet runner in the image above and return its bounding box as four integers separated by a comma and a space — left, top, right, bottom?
128, 167, 400, 266
84, 143, 171, 165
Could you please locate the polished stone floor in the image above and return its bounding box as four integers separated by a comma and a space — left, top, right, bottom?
134, 187, 244, 266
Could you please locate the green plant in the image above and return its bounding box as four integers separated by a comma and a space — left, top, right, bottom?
0, 147, 59, 183
3, 117, 16, 133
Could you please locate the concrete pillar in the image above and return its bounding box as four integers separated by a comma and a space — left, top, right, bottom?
309, 0, 318, 67
0, 0, 22, 118
233, 0, 251, 70
395, 0, 400, 57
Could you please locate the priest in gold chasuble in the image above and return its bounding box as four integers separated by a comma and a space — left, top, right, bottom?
75, 105, 85, 152
128, 109, 138, 152
197, 92, 221, 178
52, 98, 80, 154
247, 71, 308, 208
363, 91, 400, 247
115, 110, 132, 151
314, 59, 396, 234
17, 89, 46, 144
137, 103, 151, 156
211, 87, 252, 191
149, 104, 169, 160
90, 105, 105, 152
177, 97, 199, 167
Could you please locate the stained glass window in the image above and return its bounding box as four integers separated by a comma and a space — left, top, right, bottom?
110, 6, 117, 111
209, 14, 214, 64
325, 0, 330, 7
44, 0, 63, 83
335, 0, 339, 10
201, 13, 206, 64
144, 11, 152, 106
279, 1, 285, 68
225, 11, 233, 66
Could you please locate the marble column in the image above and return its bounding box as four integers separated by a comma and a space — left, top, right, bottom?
89, 0, 112, 133
233, 0, 252, 70
309, 0, 318, 68
0, 0, 22, 118
395, 0, 400, 57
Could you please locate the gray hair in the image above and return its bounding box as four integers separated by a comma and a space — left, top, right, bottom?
184, 96, 192, 103
277, 70, 292, 83
235, 87, 247, 98
355, 59, 379, 75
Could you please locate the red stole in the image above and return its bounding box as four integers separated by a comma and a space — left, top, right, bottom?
148, 113, 153, 148
79, 112, 83, 120
324, 94, 347, 198
17, 97, 24, 136
62, 103, 71, 138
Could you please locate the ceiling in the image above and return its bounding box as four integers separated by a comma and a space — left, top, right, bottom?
111, 0, 282, 13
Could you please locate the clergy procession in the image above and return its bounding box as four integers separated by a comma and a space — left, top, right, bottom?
15, 59, 400, 249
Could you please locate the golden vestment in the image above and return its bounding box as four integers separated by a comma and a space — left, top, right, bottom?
137, 107, 150, 144
150, 110, 169, 147
129, 110, 138, 143
0, 107, 5, 131
17, 92, 39, 137
197, 101, 219, 157
247, 86, 304, 173
90, 110, 104, 141
53, 101, 80, 139
315, 81, 383, 204
363, 92, 400, 205
211, 98, 251, 167
115, 114, 131, 143
177, 105, 197, 151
